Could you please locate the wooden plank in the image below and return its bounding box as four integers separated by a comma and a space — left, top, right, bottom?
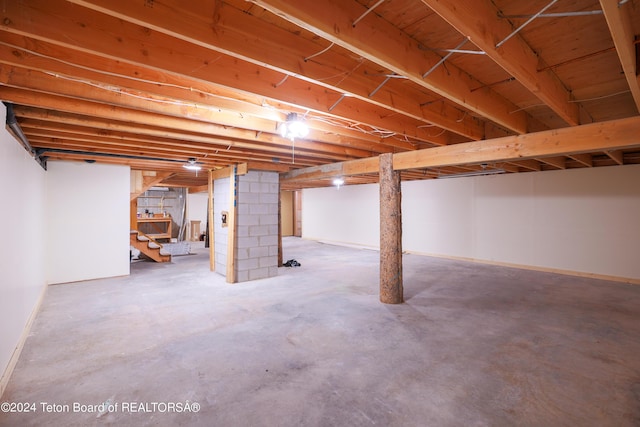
60, 0, 477, 141
208, 169, 215, 272
0, 1, 460, 144
210, 164, 248, 181
246, 161, 291, 173
130, 199, 138, 231
379, 153, 403, 304
252, 0, 528, 134
0, 68, 378, 158
600, 0, 640, 112
605, 150, 624, 165
281, 157, 379, 183
568, 153, 593, 167
130, 170, 174, 200
237, 163, 249, 176
421, 0, 580, 126
282, 117, 640, 182
20, 115, 328, 167
189, 184, 209, 193
293, 190, 302, 237
226, 165, 238, 283
538, 156, 566, 170
393, 116, 640, 171
507, 159, 541, 172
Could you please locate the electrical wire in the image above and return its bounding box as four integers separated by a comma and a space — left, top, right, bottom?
570, 90, 630, 103
8, 41, 439, 148
1, 41, 263, 112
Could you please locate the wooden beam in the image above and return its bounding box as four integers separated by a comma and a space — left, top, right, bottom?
18, 114, 328, 166
60, 0, 478, 141
0, 67, 379, 158
293, 190, 302, 237
283, 117, 640, 182
130, 199, 138, 231
281, 157, 379, 183
421, 0, 580, 126
379, 153, 403, 304
0, 0, 460, 144
130, 170, 174, 200
600, 0, 640, 113
251, 0, 528, 134
189, 184, 209, 194
246, 161, 291, 173
393, 116, 640, 171
209, 163, 248, 181
226, 165, 238, 283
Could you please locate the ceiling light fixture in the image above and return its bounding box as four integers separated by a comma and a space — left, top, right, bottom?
183, 158, 202, 171
333, 177, 345, 189
280, 113, 309, 140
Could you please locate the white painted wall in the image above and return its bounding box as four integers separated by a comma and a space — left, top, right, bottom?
213, 177, 230, 275
303, 183, 380, 248
187, 192, 208, 240
303, 165, 640, 281
0, 105, 47, 392
45, 161, 130, 284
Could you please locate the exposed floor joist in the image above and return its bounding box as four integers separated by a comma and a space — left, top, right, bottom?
421, 0, 580, 126
0, 0, 638, 188
600, 0, 640, 112
249, 0, 529, 134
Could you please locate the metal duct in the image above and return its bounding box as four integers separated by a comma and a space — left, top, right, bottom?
3, 102, 47, 170
35, 148, 186, 164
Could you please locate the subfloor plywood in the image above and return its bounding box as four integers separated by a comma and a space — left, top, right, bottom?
1, 238, 639, 426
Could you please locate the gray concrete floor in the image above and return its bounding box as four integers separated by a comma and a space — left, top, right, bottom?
1, 237, 639, 426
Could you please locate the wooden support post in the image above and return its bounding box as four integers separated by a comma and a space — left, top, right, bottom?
130, 198, 138, 231
226, 165, 238, 283
208, 169, 215, 272
379, 153, 403, 304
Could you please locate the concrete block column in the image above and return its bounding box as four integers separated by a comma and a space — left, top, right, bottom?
214, 170, 279, 283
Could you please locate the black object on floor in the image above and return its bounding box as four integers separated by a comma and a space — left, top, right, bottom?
284, 259, 301, 267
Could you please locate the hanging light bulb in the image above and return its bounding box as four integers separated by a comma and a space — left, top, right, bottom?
280, 113, 309, 140
183, 158, 202, 171
333, 177, 345, 189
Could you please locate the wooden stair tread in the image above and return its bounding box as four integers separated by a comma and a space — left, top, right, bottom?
130, 229, 171, 263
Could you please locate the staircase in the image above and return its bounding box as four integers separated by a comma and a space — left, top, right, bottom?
130, 230, 171, 263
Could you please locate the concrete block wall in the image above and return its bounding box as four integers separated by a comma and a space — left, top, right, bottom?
236, 171, 279, 282
213, 170, 279, 282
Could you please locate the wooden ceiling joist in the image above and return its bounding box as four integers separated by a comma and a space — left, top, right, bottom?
599, 0, 640, 113
0, 0, 457, 146
1, 0, 638, 188
2, 92, 374, 162
0, 67, 396, 157
63, 0, 480, 142
249, 0, 529, 134
421, 0, 580, 127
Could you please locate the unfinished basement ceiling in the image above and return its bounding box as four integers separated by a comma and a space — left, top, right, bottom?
1, 0, 639, 189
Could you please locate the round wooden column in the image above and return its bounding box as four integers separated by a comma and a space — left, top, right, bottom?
379, 153, 403, 304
